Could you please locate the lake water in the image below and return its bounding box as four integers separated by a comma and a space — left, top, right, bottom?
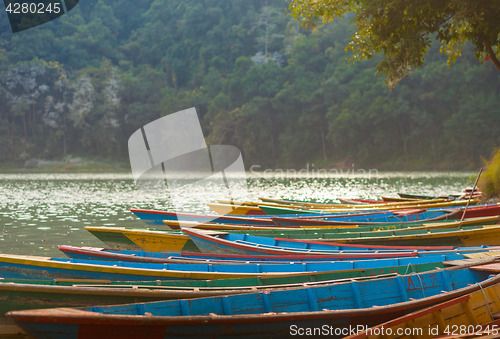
0, 171, 475, 257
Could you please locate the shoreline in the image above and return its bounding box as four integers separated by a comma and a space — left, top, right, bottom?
0, 160, 480, 174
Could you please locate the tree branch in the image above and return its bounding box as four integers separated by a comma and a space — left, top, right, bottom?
484, 41, 500, 71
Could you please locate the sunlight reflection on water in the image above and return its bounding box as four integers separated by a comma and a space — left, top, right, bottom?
0, 171, 474, 256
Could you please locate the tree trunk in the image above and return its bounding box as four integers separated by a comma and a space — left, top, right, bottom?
319, 124, 327, 160
63, 91, 67, 155
485, 41, 500, 71
23, 114, 27, 138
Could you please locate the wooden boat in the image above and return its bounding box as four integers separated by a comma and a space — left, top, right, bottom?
0, 278, 272, 313
347, 273, 500, 338
62, 245, 420, 263
85, 223, 370, 252
57, 245, 480, 267
338, 198, 386, 204
181, 207, 481, 227
273, 208, 460, 224
271, 204, 500, 226
167, 215, 498, 230
0, 260, 444, 315
84, 226, 144, 250
208, 199, 335, 215
258, 196, 332, 206
86, 217, 499, 252
397, 190, 479, 201
212, 198, 449, 214
163, 218, 372, 230
131, 203, 498, 228
270, 203, 500, 221
397, 193, 450, 200
185, 224, 500, 252
111, 228, 197, 253
183, 228, 500, 256
132, 207, 445, 229
8, 265, 500, 339
206, 202, 267, 215
0, 251, 439, 282
130, 208, 275, 227
12, 251, 492, 315
311, 224, 500, 247
259, 199, 479, 215
212, 198, 476, 216
270, 209, 464, 226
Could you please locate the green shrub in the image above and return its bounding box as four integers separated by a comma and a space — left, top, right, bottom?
479, 147, 500, 199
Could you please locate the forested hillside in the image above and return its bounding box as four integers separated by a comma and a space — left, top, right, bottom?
1, 0, 499, 170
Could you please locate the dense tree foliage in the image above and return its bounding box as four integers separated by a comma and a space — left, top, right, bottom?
0, 0, 498, 170
290, 0, 500, 87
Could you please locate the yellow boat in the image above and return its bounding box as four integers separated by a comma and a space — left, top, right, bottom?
206, 202, 267, 215
257, 199, 480, 215
84, 227, 197, 252
87, 216, 500, 253
210, 198, 451, 215
220, 198, 448, 208
0, 254, 333, 281
162, 220, 361, 230
120, 229, 193, 252
348, 270, 500, 338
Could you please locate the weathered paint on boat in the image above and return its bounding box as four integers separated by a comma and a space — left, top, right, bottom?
86, 217, 497, 253
259, 199, 479, 215
206, 203, 267, 215
0, 257, 455, 315
270, 208, 463, 226
464, 262, 500, 274
165, 215, 497, 232
162, 219, 363, 230
58, 245, 469, 265
258, 196, 452, 208
184, 226, 500, 255
2, 252, 460, 282
130, 208, 275, 227
315, 224, 500, 247
7, 266, 498, 339
1, 254, 387, 281
347, 279, 500, 338
119, 229, 196, 252
271, 204, 500, 225
83, 226, 140, 250
60, 246, 473, 267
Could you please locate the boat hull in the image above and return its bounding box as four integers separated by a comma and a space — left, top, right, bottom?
8, 267, 499, 339
130, 209, 274, 227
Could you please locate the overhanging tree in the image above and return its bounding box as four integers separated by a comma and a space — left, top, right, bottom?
289, 0, 500, 87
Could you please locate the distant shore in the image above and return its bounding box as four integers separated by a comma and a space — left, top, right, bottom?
0, 156, 130, 173
0, 155, 483, 173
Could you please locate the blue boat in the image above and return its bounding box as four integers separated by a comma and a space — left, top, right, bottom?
130, 208, 275, 226
130, 207, 458, 228
58, 245, 482, 264
7, 265, 499, 339
0, 251, 474, 281
183, 228, 500, 256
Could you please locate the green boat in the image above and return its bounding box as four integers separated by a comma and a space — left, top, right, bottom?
0, 257, 454, 314
85, 216, 500, 252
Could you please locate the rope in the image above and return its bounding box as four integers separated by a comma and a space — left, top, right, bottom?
405, 263, 416, 275
415, 273, 426, 298
478, 282, 494, 320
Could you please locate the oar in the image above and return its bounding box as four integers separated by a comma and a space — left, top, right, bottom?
460, 168, 483, 223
